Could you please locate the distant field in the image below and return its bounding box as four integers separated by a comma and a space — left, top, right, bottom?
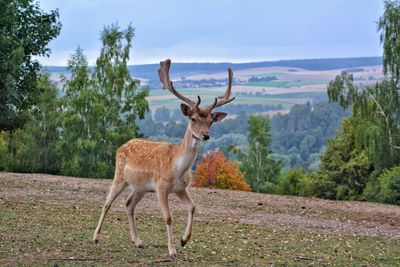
144, 64, 383, 114
147, 89, 305, 112
46, 59, 384, 114
247, 79, 329, 88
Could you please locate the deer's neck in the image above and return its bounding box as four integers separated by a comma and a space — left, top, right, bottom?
175, 126, 200, 176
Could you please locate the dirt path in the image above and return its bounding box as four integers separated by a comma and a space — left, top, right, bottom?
1, 172, 400, 239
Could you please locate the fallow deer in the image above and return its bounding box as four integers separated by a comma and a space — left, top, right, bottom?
93, 59, 235, 258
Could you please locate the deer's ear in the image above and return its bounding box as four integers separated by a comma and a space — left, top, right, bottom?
181, 103, 192, 117
211, 112, 227, 122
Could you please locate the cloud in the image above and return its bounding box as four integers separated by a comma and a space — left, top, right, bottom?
63, 0, 98, 11
37, 0, 383, 66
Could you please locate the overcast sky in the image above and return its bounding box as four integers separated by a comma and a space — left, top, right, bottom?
38, 0, 384, 66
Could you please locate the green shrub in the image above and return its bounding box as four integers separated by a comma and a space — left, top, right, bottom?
257, 181, 281, 194
363, 178, 381, 202
297, 173, 337, 199
376, 166, 400, 205
278, 167, 305, 195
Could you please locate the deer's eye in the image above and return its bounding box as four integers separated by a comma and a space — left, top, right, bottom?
209, 121, 213, 126
191, 117, 196, 122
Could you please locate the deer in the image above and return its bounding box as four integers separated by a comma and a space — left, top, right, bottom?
93, 59, 235, 258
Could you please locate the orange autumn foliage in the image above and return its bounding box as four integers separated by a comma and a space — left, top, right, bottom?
194, 151, 251, 191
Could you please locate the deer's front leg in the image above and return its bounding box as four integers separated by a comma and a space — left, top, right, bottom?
176, 189, 195, 247
157, 188, 176, 258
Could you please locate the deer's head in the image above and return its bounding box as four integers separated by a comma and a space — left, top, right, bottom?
158, 59, 235, 141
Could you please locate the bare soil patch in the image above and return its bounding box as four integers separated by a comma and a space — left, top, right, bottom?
1, 172, 399, 239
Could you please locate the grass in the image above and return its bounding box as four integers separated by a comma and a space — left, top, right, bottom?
1, 172, 400, 266
1, 198, 400, 266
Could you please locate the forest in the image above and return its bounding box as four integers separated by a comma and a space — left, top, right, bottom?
1, 0, 400, 206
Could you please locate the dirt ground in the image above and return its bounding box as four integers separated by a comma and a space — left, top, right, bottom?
1, 172, 399, 239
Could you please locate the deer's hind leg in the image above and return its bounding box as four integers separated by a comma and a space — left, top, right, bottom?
93, 179, 127, 243
126, 189, 145, 248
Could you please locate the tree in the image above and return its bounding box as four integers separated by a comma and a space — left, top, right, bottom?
95, 23, 149, 167
319, 118, 373, 200
136, 112, 165, 137
1, 74, 61, 173
170, 108, 185, 121
58, 48, 109, 178
154, 107, 171, 122
194, 151, 250, 191
328, 71, 400, 174
326, 1, 400, 174
164, 121, 186, 138
58, 24, 149, 178
0, 0, 61, 130
378, 0, 400, 79
270, 102, 347, 169
238, 115, 281, 193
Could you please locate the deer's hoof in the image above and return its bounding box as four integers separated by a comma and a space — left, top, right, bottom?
169, 253, 177, 260
132, 240, 143, 248
181, 238, 187, 247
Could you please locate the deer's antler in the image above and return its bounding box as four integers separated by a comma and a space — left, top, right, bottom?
207, 68, 235, 111
158, 59, 200, 108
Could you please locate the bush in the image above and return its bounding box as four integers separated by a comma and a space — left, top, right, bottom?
256, 181, 281, 194
297, 173, 337, 199
278, 167, 305, 195
375, 166, 400, 205
194, 151, 251, 191
363, 178, 381, 202
0, 132, 8, 171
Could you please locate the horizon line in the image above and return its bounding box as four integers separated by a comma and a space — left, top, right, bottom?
42, 55, 382, 67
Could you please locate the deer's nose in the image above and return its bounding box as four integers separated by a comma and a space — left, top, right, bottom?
203, 133, 210, 140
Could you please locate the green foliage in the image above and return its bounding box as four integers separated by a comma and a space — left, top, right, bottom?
319, 118, 373, 200
95, 23, 149, 147
368, 166, 400, 204
314, 1, 400, 204
138, 103, 346, 172
238, 115, 281, 193
328, 72, 400, 174
272, 167, 336, 198
378, 0, 400, 79
274, 117, 373, 201
58, 24, 149, 178
58, 48, 108, 178
297, 172, 337, 199
1, 23, 149, 179
0, 0, 61, 130
326, 1, 400, 176
271, 102, 348, 169
1, 74, 60, 173
277, 167, 305, 195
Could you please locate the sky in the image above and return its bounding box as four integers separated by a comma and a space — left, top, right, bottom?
38, 0, 385, 66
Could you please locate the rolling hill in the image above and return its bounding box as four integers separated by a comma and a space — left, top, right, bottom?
45, 56, 383, 116
45, 56, 382, 86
